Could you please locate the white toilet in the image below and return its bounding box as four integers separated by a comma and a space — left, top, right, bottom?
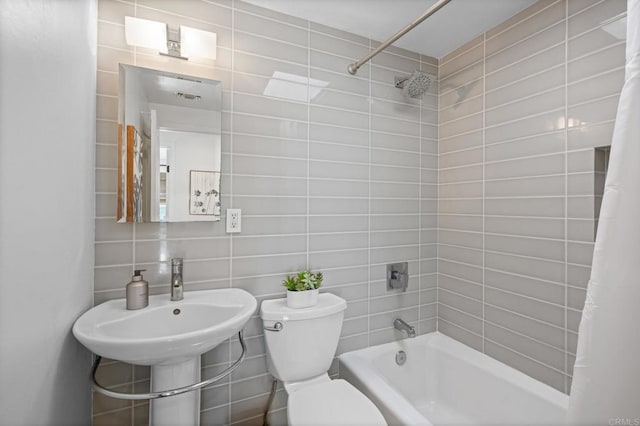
260, 293, 387, 426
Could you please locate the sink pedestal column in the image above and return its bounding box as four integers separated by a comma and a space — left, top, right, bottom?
150, 357, 201, 425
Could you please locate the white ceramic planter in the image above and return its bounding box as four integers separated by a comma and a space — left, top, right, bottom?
286, 289, 319, 309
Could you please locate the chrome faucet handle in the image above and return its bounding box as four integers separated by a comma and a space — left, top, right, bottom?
170, 258, 184, 301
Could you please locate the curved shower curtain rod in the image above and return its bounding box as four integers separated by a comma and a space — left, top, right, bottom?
347, 0, 452, 75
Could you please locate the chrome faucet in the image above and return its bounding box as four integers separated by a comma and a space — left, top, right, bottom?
394, 318, 416, 338
171, 258, 184, 301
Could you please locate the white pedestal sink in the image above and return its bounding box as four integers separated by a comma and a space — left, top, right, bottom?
73, 288, 257, 425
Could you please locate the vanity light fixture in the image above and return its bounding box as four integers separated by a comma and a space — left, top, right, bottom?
124, 16, 217, 60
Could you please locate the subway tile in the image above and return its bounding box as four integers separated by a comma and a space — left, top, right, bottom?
487, 66, 564, 109
486, 0, 558, 39
311, 88, 369, 113
568, 43, 625, 81
440, 95, 483, 124
439, 214, 483, 233
439, 164, 483, 184
233, 196, 306, 215
568, 94, 620, 126
234, 92, 307, 121
310, 67, 369, 96
485, 251, 565, 284
486, 22, 565, 74
372, 148, 420, 168
233, 113, 307, 139
485, 233, 565, 262
438, 199, 482, 215
439, 181, 482, 199
310, 21, 368, 46
485, 197, 565, 218
440, 113, 483, 139
439, 130, 483, 154
439, 304, 482, 335
234, 50, 306, 78
567, 0, 626, 38
485, 175, 565, 197
438, 273, 482, 300
370, 50, 420, 75
310, 49, 369, 78
232, 134, 307, 159
485, 287, 564, 327
439, 259, 482, 284
235, 0, 306, 27
310, 160, 368, 180
485, 269, 564, 305
235, 10, 307, 46
310, 123, 369, 146
486, 87, 565, 127
568, 26, 625, 61
311, 105, 368, 130
309, 178, 368, 197
485, 322, 565, 371
440, 42, 484, 79
484, 216, 565, 240
372, 114, 420, 137
484, 341, 566, 392
485, 131, 565, 162
235, 31, 307, 65
311, 31, 369, 59
485, 305, 565, 349
486, 153, 565, 180
486, 44, 564, 91
439, 244, 482, 266
372, 81, 420, 106
568, 0, 601, 16
486, 1, 565, 57
438, 318, 483, 351
233, 154, 307, 177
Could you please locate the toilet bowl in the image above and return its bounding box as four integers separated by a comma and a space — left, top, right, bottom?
260, 293, 386, 425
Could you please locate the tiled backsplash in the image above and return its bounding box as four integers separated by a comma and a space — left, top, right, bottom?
436, 0, 625, 394
95, 0, 437, 424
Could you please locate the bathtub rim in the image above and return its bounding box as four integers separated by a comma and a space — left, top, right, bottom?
338, 331, 568, 425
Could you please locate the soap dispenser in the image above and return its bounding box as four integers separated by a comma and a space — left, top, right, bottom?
126, 269, 148, 310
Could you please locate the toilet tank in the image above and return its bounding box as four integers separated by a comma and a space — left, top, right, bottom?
260, 293, 347, 383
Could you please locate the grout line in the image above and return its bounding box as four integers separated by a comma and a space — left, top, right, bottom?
229, 3, 235, 419
563, 0, 570, 394
367, 38, 372, 348
307, 20, 311, 270
481, 32, 486, 353
436, 58, 440, 332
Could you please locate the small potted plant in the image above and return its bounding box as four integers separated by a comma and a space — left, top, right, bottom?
283, 270, 323, 308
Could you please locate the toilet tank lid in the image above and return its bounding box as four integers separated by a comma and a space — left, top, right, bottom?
260, 293, 346, 321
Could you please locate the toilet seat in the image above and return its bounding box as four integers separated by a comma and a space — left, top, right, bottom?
287, 379, 387, 425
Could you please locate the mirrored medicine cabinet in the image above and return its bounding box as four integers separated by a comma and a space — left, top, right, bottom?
117, 64, 223, 223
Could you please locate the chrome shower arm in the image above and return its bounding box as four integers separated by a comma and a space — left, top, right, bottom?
347, 0, 452, 75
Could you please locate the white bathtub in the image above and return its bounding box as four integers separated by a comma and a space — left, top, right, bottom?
339, 332, 568, 425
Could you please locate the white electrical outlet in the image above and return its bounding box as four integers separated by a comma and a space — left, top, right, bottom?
226, 208, 241, 233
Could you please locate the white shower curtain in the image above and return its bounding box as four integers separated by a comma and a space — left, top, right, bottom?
568, 0, 640, 423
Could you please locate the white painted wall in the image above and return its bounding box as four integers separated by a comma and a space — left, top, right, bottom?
0, 1, 96, 424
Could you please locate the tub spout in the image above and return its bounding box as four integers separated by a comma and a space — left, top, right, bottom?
394, 318, 416, 338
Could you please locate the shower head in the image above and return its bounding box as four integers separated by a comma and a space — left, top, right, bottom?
395, 70, 434, 98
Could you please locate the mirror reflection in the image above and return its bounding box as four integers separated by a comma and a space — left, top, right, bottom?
117, 64, 222, 223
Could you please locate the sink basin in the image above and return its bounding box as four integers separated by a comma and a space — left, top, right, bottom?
73, 288, 257, 365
